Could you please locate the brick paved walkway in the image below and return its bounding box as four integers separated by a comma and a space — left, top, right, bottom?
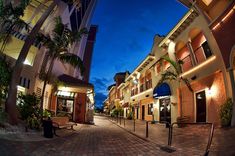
110, 116, 235, 156
0, 116, 203, 156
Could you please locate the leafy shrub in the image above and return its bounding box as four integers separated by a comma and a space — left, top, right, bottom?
110, 109, 118, 117
0, 56, 11, 104
127, 111, 133, 120
219, 98, 233, 127
0, 110, 7, 127
17, 93, 41, 129
43, 109, 51, 118
110, 108, 124, 117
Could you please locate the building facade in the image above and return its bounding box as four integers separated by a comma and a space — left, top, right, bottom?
1, 0, 97, 123
106, 0, 234, 126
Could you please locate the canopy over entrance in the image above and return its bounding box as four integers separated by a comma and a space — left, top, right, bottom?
153, 83, 171, 98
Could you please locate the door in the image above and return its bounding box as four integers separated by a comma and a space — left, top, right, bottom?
196, 91, 206, 122
159, 98, 171, 124
57, 98, 74, 120
142, 105, 145, 120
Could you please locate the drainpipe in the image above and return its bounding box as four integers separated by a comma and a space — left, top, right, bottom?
228, 69, 235, 126
187, 41, 197, 66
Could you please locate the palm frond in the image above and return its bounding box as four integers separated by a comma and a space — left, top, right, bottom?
73, 27, 88, 41
156, 70, 177, 87
53, 17, 65, 37
58, 53, 85, 75
181, 77, 193, 92
161, 56, 182, 74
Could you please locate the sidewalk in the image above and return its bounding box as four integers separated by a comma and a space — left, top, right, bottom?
110, 117, 235, 156
0, 122, 83, 142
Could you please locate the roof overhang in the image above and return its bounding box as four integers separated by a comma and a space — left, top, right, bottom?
109, 86, 116, 93
159, 9, 199, 48
126, 54, 155, 81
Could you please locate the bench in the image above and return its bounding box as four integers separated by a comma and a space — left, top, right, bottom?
51, 117, 77, 136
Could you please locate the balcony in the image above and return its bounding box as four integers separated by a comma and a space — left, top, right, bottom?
140, 84, 145, 92
131, 87, 139, 96
180, 40, 213, 73
145, 79, 152, 90
182, 55, 193, 72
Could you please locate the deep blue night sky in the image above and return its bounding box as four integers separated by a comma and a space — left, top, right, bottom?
90, 0, 188, 108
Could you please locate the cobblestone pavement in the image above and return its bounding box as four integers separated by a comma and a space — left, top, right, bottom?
0, 116, 203, 156
110, 116, 235, 156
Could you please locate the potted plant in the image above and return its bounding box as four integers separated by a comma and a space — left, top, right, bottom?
219, 98, 233, 127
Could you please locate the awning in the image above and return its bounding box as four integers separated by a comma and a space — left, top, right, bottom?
58, 74, 94, 89
153, 83, 171, 98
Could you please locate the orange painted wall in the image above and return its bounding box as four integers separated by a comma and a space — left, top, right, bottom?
140, 98, 154, 121
50, 95, 57, 112
181, 71, 226, 125
74, 93, 87, 123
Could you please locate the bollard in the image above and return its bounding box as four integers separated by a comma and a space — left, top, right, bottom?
146, 121, 149, 138
168, 124, 171, 146
120, 116, 121, 125
123, 117, 125, 127
133, 119, 136, 132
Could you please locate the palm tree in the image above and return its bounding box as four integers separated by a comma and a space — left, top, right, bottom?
5, 0, 83, 125
156, 56, 193, 118
39, 17, 86, 116
5, 0, 57, 125
0, 1, 29, 53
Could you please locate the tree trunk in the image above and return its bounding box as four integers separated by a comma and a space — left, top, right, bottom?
5, 1, 56, 125
40, 58, 55, 117
179, 87, 183, 117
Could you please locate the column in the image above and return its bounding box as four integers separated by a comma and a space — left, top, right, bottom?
187, 41, 197, 66
228, 69, 235, 126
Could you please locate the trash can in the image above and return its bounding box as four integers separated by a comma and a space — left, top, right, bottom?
43, 119, 53, 138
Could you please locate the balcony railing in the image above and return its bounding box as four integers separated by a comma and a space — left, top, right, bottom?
181, 41, 213, 73
182, 55, 193, 72
194, 46, 206, 64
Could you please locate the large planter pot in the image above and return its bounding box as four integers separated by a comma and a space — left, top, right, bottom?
42, 119, 53, 138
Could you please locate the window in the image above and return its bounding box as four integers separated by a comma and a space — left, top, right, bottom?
140, 84, 144, 92
23, 78, 26, 87
36, 87, 42, 97
202, 41, 212, 59
156, 63, 161, 73
146, 79, 152, 90
148, 104, 153, 115
57, 98, 74, 120
27, 79, 30, 89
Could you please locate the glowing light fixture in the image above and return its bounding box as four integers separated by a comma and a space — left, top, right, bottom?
23, 60, 31, 65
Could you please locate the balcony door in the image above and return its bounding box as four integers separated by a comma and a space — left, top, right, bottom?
142, 105, 145, 120
159, 97, 171, 124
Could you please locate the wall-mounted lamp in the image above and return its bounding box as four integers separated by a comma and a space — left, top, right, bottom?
206, 85, 217, 97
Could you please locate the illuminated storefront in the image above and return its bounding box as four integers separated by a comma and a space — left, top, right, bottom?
50, 74, 94, 123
